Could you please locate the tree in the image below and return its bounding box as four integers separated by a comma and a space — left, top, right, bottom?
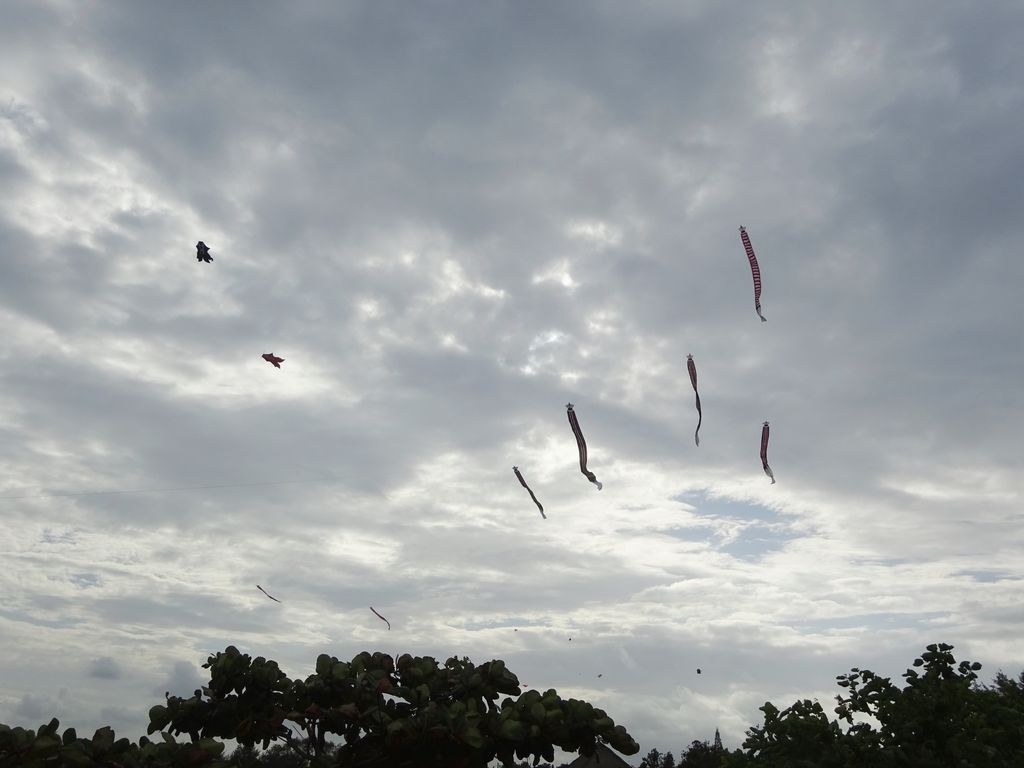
149, 647, 637, 767
733, 643, 1024, 767
639, 748, 663, 767
1, 646, 638, 768
679, 739, 725, 768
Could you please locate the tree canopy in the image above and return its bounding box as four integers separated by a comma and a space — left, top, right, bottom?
727, 643, 1024, 767
0, 646, 637, 768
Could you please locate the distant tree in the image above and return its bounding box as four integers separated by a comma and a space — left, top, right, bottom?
230, 740, 328, 767
679, 739, 724, 767
639, 747, 663, 767
662, 750, 676, 768
731, 643, 1024, 767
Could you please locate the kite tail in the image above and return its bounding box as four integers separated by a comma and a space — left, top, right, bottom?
694, 394, 702, 446
756, 304, 767, 322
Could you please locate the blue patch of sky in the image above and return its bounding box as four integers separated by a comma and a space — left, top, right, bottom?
953, 570, 1018, 583
719, 524, 795, 561
0, 608, 80, 629
40, 528, 78, 545
794, 611, 950, 633
69, 573, 101, 588
460, 618, 547, 631
672, 491, 782, 524
666, 491, 797, 561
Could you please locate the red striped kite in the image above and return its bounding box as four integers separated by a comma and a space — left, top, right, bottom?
739, 226, 767, 322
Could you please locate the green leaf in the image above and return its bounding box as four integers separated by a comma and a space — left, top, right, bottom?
500, 719, 525, 741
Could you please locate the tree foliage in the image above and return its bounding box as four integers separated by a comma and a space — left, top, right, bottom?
0, 646, 638, 768
727, 643, 1024, 767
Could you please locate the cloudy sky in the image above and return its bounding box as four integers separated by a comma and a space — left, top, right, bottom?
2, 0, 1023, 761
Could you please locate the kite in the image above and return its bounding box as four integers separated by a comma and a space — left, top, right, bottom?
513, 466, 546, 519
370, 606, 391, 630
256, 585, 281, 603
566, 403, 602, 490
739, 226, 767, 322
262, 353, 284, 368
687, 354, 702, 446
761, 421, 776, 484
697, 668, 702, 675
196, 241, 213, 263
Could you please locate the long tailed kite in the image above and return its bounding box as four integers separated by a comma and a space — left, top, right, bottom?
257, 585, 282, 603
370, 606, 391, 630
739, 226, 767, 322
761, 421, 775, 484
513, 466, 546, 518
567, 403, 602, 490
687, 354, 702, 446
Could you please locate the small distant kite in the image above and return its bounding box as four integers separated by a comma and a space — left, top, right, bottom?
256, 585, 281, 603
370, 606, 391, 630
761, 421, 775, 484
262, 353, 284, 368
697, 668, 702, 675
566, 403, 602, 490
739, 226, 766, 322
513, 466, 545, 519
196, 241, 213, 263
687, 354, 702, 446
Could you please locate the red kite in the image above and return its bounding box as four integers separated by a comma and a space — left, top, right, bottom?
739, 226, 767, 322
513, 466, 545, 518
262, 353, 284, 368
370, 606, 391, 630
567, 403, 602, 490
687, 354, 702, 446
761, 421, 775, 484
196, 241, 213, 263
257, 585, 282, 603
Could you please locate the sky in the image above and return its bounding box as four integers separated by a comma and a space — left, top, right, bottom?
1, 0, 1023, 762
